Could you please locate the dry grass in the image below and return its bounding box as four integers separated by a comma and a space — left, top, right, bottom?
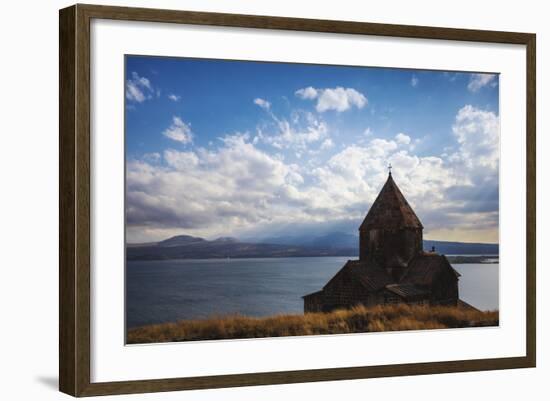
127, 304, 499, 344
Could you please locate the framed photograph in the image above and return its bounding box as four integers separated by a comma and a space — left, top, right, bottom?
59, 4, 536, 397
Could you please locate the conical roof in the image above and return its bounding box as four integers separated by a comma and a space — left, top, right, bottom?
359, 173, 423, 230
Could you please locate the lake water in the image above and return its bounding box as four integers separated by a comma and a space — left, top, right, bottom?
126, 257, 499, 329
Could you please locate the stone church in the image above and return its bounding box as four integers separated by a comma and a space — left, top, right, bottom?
303, 171, 461, 313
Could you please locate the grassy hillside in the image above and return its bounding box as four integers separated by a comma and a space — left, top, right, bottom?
127, 304, 499, 344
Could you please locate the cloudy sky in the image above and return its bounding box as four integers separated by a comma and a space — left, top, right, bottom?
125, 56, 499, 244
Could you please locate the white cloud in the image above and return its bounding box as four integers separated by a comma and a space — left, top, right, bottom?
126, 72, 154, 103
320, 138, 334, 150
306, 136, 457, 221
295, 86, 367, 112
126, 84, 146, 103
411, 75, 419, 87
267, 118, 328, 150
164, 149, 199, 169
133, 72, 152, 90
128, 104, 499, 243
256, 108, 330, 151
253, 98, 271, 110
467, 73, 497, 92
168, 94, 181, 102
307, 129, 483, 239
450, 104, 499, 173
163, 116, 194, 145
395, 132, 411, 145
127, 133, 309, 240
295, 87, 318, 100
143, 152, 161, 163
368, 138, 398, 155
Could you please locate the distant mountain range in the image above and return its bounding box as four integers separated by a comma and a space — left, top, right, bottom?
253, 232, 499, 255
127, 235, 355, 260
250, 232, 359, 250
126, 233, 498, 261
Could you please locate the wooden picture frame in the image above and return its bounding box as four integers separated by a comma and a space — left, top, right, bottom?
59, 3, 536, 397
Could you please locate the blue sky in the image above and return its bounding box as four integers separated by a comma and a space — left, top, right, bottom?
125, 55, 500, 244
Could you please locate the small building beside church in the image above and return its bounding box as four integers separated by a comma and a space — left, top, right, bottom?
303, 172, 461, 313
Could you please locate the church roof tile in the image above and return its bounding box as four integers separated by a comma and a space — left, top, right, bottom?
359, 174, 423, 230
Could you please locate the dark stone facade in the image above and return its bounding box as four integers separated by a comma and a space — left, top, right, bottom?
303, 173, 460, 313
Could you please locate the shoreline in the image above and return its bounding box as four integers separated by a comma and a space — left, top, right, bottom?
127, 255, 499, 263
127, 304, 499, 344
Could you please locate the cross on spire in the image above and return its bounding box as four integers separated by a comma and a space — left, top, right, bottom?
388, 163, 392, 175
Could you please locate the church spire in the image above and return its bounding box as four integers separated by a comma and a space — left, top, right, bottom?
358, 174, 423, 267
359, 174, 423, 231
